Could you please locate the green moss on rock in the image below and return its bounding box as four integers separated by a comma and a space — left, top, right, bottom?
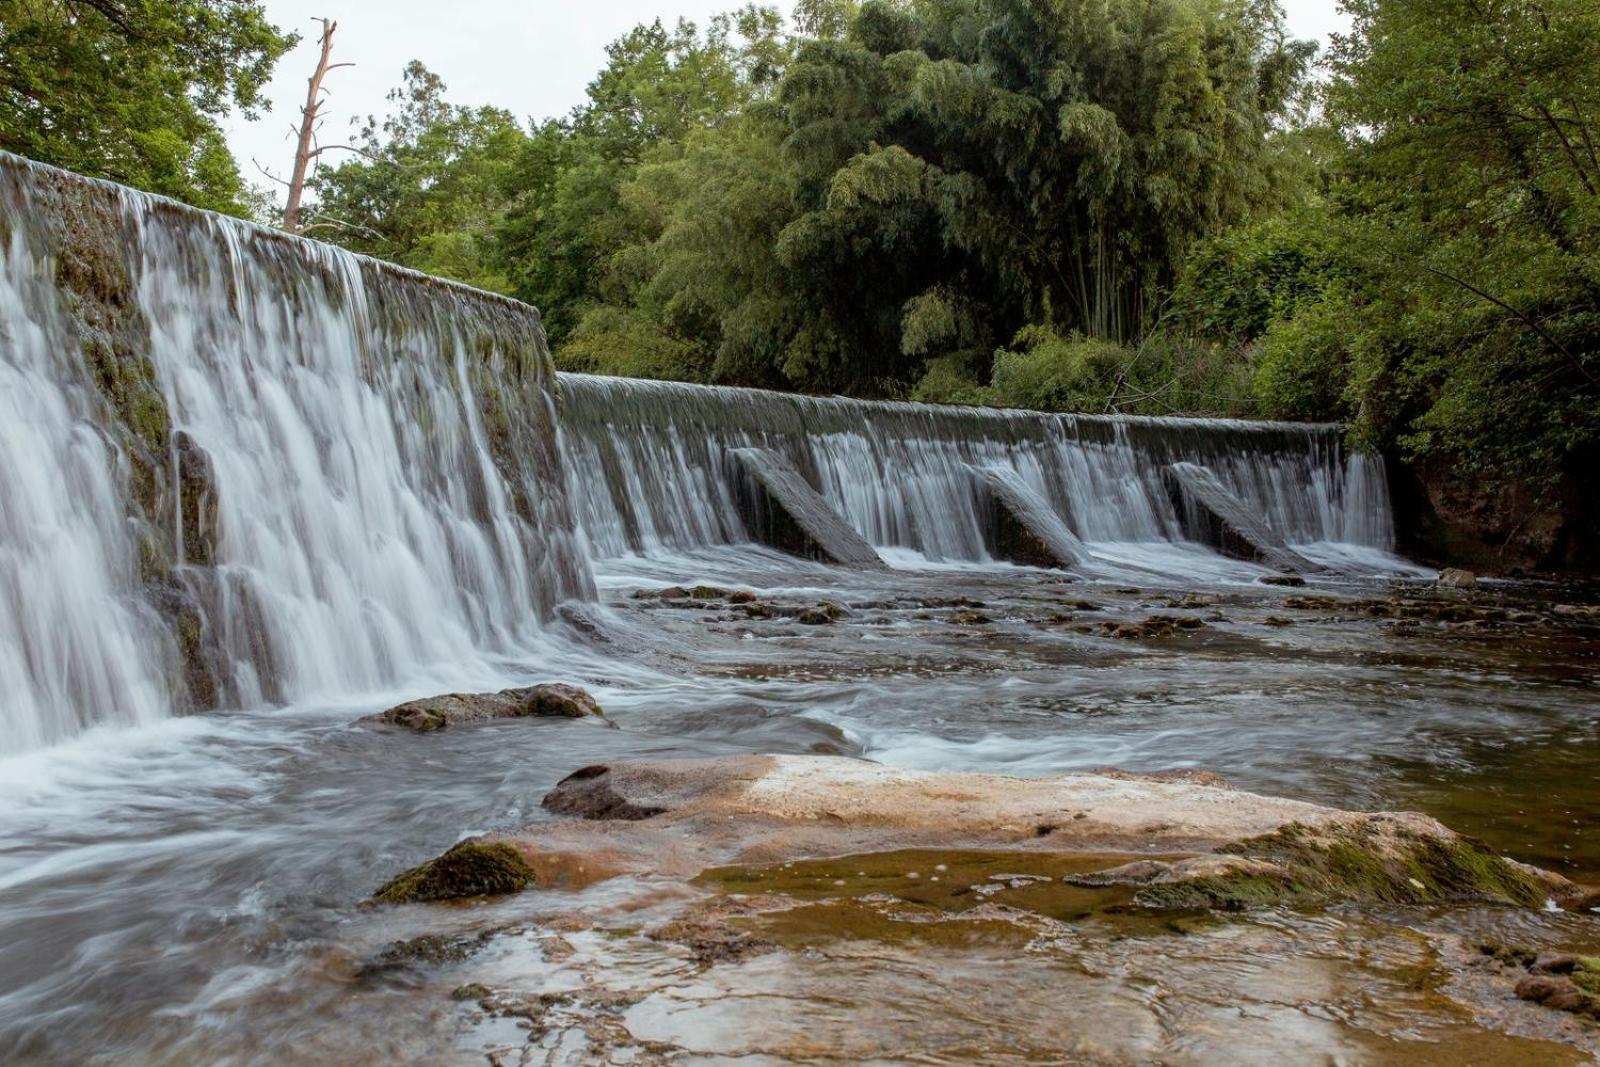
1133, 871, 1298, 911
1219, 820, 1548, 908
374, 840, 536, 903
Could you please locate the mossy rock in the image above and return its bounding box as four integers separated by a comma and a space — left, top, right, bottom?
371, 683, 605, 732
1133, 871, 1299, 911
1218, 820, 1548, 908
374, 841, 536, 903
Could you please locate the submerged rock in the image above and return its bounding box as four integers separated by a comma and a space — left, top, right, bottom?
366, 682, 606, 732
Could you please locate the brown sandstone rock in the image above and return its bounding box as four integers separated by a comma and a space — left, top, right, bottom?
377, 755, 1585, 913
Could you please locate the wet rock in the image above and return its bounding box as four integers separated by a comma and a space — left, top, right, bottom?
1090, 767, 1231, 789
728, 590, 757, 604
374, 840, 537, 903
1515, 975, 1598, 1017
365, 930, 496, 973
949, 609, 993, 625
1099, 614, 1206, 639
367, 683, 606, 732
1262, 616, 1294, 627
797, 608, 834, 625
415, 755, 1591, 918
648, 916, 777, 965
541, 764, 667, 821
658, 586, 690, 600
1259, 575, 1306, 587
1439, 567, 1478, 589
691, 585, 726, 600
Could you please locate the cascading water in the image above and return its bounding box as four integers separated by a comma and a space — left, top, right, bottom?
557, 372, 1399, 567
0, 153, 1406, 756
0, 155, 591, 752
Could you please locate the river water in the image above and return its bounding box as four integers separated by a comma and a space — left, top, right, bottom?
3, 547, 1598, 1063
2, 154, 1599, 1063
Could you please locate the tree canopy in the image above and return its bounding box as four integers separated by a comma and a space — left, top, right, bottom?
0, 0, 295, 214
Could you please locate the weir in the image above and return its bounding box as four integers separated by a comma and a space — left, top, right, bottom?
0, 154, 590, 751
2, 156, 1402, 754
558, 373, 1397, 567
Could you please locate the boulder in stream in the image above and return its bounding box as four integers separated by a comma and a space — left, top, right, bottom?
375, 755, 1583, 913
365, 683, 606, 732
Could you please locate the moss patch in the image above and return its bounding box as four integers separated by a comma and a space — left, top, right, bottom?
1132, 871, 1298, 911
374, 840, 536, 903
1219, 820, 1548, 908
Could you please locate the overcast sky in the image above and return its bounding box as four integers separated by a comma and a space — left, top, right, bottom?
227, 1, 1351, 203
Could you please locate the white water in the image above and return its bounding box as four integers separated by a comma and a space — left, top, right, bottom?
1, 153, 1412, 756
0, 155, 590, 752
0, 214, 173, 750
559, 373, 1405, 572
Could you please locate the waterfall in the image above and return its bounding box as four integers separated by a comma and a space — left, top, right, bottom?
557, 373, 1398, 565
1, 154, 1406, 754
0, 154, 590, 752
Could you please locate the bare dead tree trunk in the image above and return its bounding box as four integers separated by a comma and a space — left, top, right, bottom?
284, 18, 346, 233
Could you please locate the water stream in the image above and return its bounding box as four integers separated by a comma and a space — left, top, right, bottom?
1, 155, 1597, 1064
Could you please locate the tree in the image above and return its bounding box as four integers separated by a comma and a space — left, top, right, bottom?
561, 0, 1314, 395
1179, 0, 1600, 489
496, 6, 790, 343
0, 0, 296, 214
281, 17, 352, 233
311, 62, 529, 291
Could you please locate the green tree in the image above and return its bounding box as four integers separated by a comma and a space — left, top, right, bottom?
311, 62, 529, 292
0, 0, 295, 213
497, 6, 789, 343
567, 0, 1314, 396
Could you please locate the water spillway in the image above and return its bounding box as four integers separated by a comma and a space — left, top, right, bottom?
0, 155, 591, 751
558, 372, 1397, 566
1, 154, 1402, 754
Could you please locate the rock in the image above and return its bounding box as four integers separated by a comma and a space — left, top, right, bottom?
796, 608, 834, 625
658, 586, 690, 599
379, 755, 1587, 914
1438, 567, 1478, 589
374, 840, 537, 903
728, 590, 756, 604
729, 447, 887, 569
1164, 463, 1324, 574
367, 683, 606, 732
966, 464, 1087, 569
1258, 575, 1306, 587
1098, 614, 1206, 639
1515, 974, 1596, 1016
949, 609, 993, 625
690, 585, 726, 600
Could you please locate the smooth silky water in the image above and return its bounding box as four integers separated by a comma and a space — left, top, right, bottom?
2, 155, 1598, 1063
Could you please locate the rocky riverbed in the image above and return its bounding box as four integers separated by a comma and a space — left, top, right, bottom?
3, 550, 1599, 1064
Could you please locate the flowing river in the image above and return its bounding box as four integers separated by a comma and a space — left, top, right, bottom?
2, 153, 1598, 1064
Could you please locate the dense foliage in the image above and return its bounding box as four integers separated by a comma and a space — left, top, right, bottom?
7, 0, 1597, 503
0, 0, 295, 214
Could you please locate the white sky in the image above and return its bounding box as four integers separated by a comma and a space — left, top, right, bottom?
227, 0, 1351, 204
